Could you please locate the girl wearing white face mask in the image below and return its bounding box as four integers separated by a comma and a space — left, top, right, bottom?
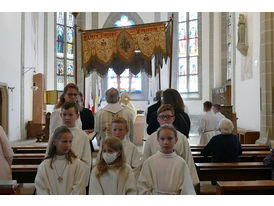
89, 137, 137, 195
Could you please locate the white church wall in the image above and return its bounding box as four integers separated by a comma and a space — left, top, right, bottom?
0, 13, 22, 141
234, 12, 260, 131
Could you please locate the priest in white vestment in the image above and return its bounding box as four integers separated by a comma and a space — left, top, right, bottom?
94, 88, 134, 146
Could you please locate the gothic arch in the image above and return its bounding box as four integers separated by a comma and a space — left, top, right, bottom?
103, 12, 144, 28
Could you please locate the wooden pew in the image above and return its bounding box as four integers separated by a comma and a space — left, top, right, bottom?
192, 151, 270, 163
216, 180, 274, 195
12, 146, 47, 154
12, 153, 45, 165
11, 165, 38, 183
191, 144, 269, 152
195, 162, 271, 194
0, 180, 20, 195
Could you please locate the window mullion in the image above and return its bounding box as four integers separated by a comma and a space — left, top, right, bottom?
64, 12, 67, 86
186, 12, 190, 93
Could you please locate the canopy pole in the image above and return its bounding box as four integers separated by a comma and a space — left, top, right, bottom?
169, 13, 174, 88
158, 69, 161, 90
72, 12, 80, 85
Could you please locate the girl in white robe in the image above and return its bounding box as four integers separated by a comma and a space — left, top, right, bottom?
0, 126, 13, 180
138, 124, 196, 195
89, 137, 137, 195
35, 126, 86, 195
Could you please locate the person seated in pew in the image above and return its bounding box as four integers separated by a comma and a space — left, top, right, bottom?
35, 126, 86, 195
89, 137, 137, 195
212, 104, 225, 135
46, 102, 92, 187
198, 101, 219, 145
110, 117, 142, 178
143, 104, 199, 186
138, 124, 196, 195
263, 144, 274, 180
0, 126, 13, 180
201, 118, 242, 163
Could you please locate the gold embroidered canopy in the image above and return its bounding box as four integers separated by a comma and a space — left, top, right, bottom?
81, 21, 171, 77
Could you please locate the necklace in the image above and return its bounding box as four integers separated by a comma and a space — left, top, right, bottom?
53, 160, 67, 183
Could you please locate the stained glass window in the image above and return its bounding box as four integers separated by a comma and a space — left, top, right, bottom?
178, 12, 200, 96
106, 15, 142, 94
56, 12, 75, 91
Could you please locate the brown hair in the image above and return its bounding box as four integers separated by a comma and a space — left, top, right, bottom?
105, 88, 119, 103
45, 126, 76, 168
204, 101, 212, 109
162, 89, 185, 114
95, 137, 125, 178
61, 102, 79, 114
157, 104, 175, 117
55, 83, 79, 109
213, 104, 221, 111
157, 124, 178, 139
111, 117, 128, 130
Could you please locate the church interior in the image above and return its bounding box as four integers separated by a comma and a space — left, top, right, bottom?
0, 10, 274, 196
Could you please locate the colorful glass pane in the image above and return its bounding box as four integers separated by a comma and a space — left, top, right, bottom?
179, 58, 187, 75
189, 12, 198, 20
131, 72, 141, 93
107, 69, 118, 89
57, 25, 64, 41
120, 77, 130, 93
189, 75, 198, 92
179, 40, 187, 57
179, 12, 186, 22
178, 22, 186, 40
189, 20, 198, 38
56, 41, 64, 58
66, 60, 74, 76
178, 76, 187, 93
56, 59, 64, 75
114, 15, 134, 27
66, 27, 74, 43
67, 13, 74, 27
67, 43, 74, 59
120, 69, 130, 78
57, 12, 64, 25
57, 76, 64, 91
189, 57, 198, 74
67, 76, 75, 84
189, 38, 198, 56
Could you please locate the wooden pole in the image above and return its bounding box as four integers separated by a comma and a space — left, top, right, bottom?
169, 13, 174, 88
72, 12, 79, 85
158, 68, 161, 90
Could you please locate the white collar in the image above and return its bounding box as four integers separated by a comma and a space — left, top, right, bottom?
102, 103, 123, 114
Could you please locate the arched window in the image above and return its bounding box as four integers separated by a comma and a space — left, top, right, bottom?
177, 12, 201, 99
55, 12, 75, 91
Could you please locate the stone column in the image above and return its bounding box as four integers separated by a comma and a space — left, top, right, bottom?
256, 13, 274, 144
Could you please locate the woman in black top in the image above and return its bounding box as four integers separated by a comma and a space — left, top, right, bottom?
147, 88, 190, 138
201, 118, 242, 162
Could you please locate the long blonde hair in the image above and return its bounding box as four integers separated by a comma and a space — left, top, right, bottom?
95, 137, 125, 178
46, 126, 76, 168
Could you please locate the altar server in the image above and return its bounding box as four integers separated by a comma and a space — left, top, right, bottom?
35, 126, 86, 195
138, 124, 196, 195
89, 137, 137, 195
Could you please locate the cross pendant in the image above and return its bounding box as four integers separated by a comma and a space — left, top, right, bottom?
58, 176, 63, 183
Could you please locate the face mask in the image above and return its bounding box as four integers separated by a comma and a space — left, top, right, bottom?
102, 152, 118, 164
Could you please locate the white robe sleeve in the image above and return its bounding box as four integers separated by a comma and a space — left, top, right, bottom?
127, 112, 134, 143
70, 160, 86, 195
124, 167, 138, 195
49, 109, 62, 137
79, 133, 92, 186
179, 164, 196, 195
94, 111, 101, 145
142, 137, 152, 162
35, 164, 50, 195
131, 146, 142, 179
198, 116, 206, 135
137, 161, 152, 195
88, 168, 103, 195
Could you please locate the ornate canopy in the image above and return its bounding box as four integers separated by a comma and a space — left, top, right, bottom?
81, 21, 171, 77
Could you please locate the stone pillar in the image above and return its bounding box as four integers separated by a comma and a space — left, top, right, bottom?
256, 13, 274, 144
